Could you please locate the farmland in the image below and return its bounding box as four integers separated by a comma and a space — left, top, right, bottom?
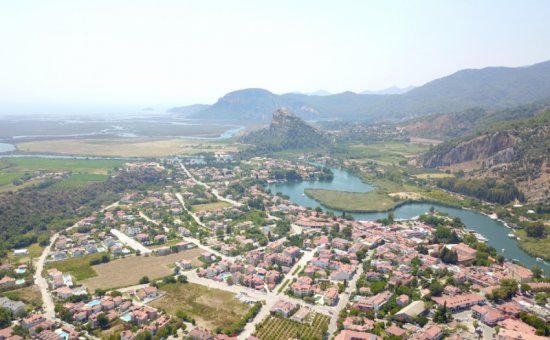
80, 248, 203, 291
253, 313, 330, 340
16, 138, 239, 157
150, 282, 250, 331
305, 188, 399, 212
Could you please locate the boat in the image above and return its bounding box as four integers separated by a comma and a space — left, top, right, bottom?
508, 233, 516, 239
473, 233, 488, 242
536, 257, 544, 263
501, 248, 505, 253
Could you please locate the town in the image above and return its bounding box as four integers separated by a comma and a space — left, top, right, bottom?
0, 157, 547, 340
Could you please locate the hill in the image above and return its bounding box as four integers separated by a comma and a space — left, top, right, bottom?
422, 108, 550, 203
239, 108, 330, 154
176, 60, 550, 122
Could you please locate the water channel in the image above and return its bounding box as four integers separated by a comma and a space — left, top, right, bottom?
268, 167, 549, 274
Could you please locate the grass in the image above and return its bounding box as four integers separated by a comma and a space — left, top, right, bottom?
16, 138, 239, 157
50, 173, 109, 189
346, 142, 429, 165
305, 188, 400, 212
8, 243, 44, 264
1, 286, 43, 308
45, 253, 104, 281
150, 282, 250, 331
414, 173, 455, 179
516, 229, 550, 261
191, 201, 231, 212
81, 248, 203, 291
253, 313, 330, 340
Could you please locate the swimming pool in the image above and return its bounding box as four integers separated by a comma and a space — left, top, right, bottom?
120, 313, 132, 322
86, 299, 101, 307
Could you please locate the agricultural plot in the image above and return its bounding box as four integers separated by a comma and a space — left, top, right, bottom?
253, 313, 330, 340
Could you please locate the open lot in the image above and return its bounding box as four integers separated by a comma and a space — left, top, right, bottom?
191, 201, 231, 212
150, 282, 250, 331
16, 138, 239, 157
81, 248, 203, 291
1, 285, 43, 308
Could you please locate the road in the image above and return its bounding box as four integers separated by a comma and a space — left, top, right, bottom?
327, 265, 364, 336
110, 229, 152, 254
178, 161, 242, 207
35, 232, 60, 319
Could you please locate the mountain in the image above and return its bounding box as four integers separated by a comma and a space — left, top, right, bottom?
401, 99, 550, 140
360, 86, 415, 95
422, 108, 550, 203
167, 104, 210, 116
177, 60, 550, 122
239, 107, 330, 153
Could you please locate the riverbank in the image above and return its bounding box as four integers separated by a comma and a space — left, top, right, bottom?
515, 229, 550, 262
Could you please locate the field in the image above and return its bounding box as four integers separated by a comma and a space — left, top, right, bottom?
347, 142, 429, 165
191, 201, 231, 212
305, 188, 400, 212
49, 173, 109, 189
253, 313, 330, 340
150, 282, 250, 331
0, 158, 124, 191
1, 285, 43, 308
45, 253, 104, 281
16, 138, 239, 157
81, 248, 203, 291
8, 243, 44, 264
516, 229, 550, 261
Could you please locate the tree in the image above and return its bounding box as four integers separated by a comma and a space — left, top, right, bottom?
433, 302, 452, 323
525, 221, 545, 238
139, 276, 150, 284
531, 265, 543, 280
0, 308, 11, 328
178, 275, 188, 283
96, 313, 109, 329
429, 281, 444, 297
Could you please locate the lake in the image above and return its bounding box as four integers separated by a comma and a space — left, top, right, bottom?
268, 167, 549, 274
0, 143, 15, 153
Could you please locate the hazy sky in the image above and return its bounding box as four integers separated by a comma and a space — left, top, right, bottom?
1, 0, 549, 114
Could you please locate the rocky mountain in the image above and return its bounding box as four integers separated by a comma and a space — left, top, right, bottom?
239, 108, 330, 153
173, 60, 550, 122
423, 109, 550, 202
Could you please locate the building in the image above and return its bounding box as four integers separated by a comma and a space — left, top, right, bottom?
335, 330, 381, 340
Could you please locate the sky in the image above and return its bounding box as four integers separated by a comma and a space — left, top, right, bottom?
1, 0, 549, 115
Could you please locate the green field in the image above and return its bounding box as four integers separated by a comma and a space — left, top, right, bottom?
8, 243, 44, 264
150, 282, 250, 331
44, 253, 102, 281
414, 173, 455, 179
305, 188, 399, 212
50, 173, 109, 189
516, 229, 550, 261
191, 201, 231, 212
347, 142, 429, 165
254, 313, 330, 340
0, 158, 124, 191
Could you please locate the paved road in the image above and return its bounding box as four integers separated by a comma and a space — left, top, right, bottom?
327, 265, 364, 336
178, 161, 242, 207
110, 228, 152, 254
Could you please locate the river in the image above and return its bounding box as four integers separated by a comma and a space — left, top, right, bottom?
268, 167, 549, 274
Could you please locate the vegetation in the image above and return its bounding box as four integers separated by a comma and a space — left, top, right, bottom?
253, 313, 330, 340
150, 282, 250, 331
304, 188, 399, 212
45, 253, 104, 281
436, 177, 524, 204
